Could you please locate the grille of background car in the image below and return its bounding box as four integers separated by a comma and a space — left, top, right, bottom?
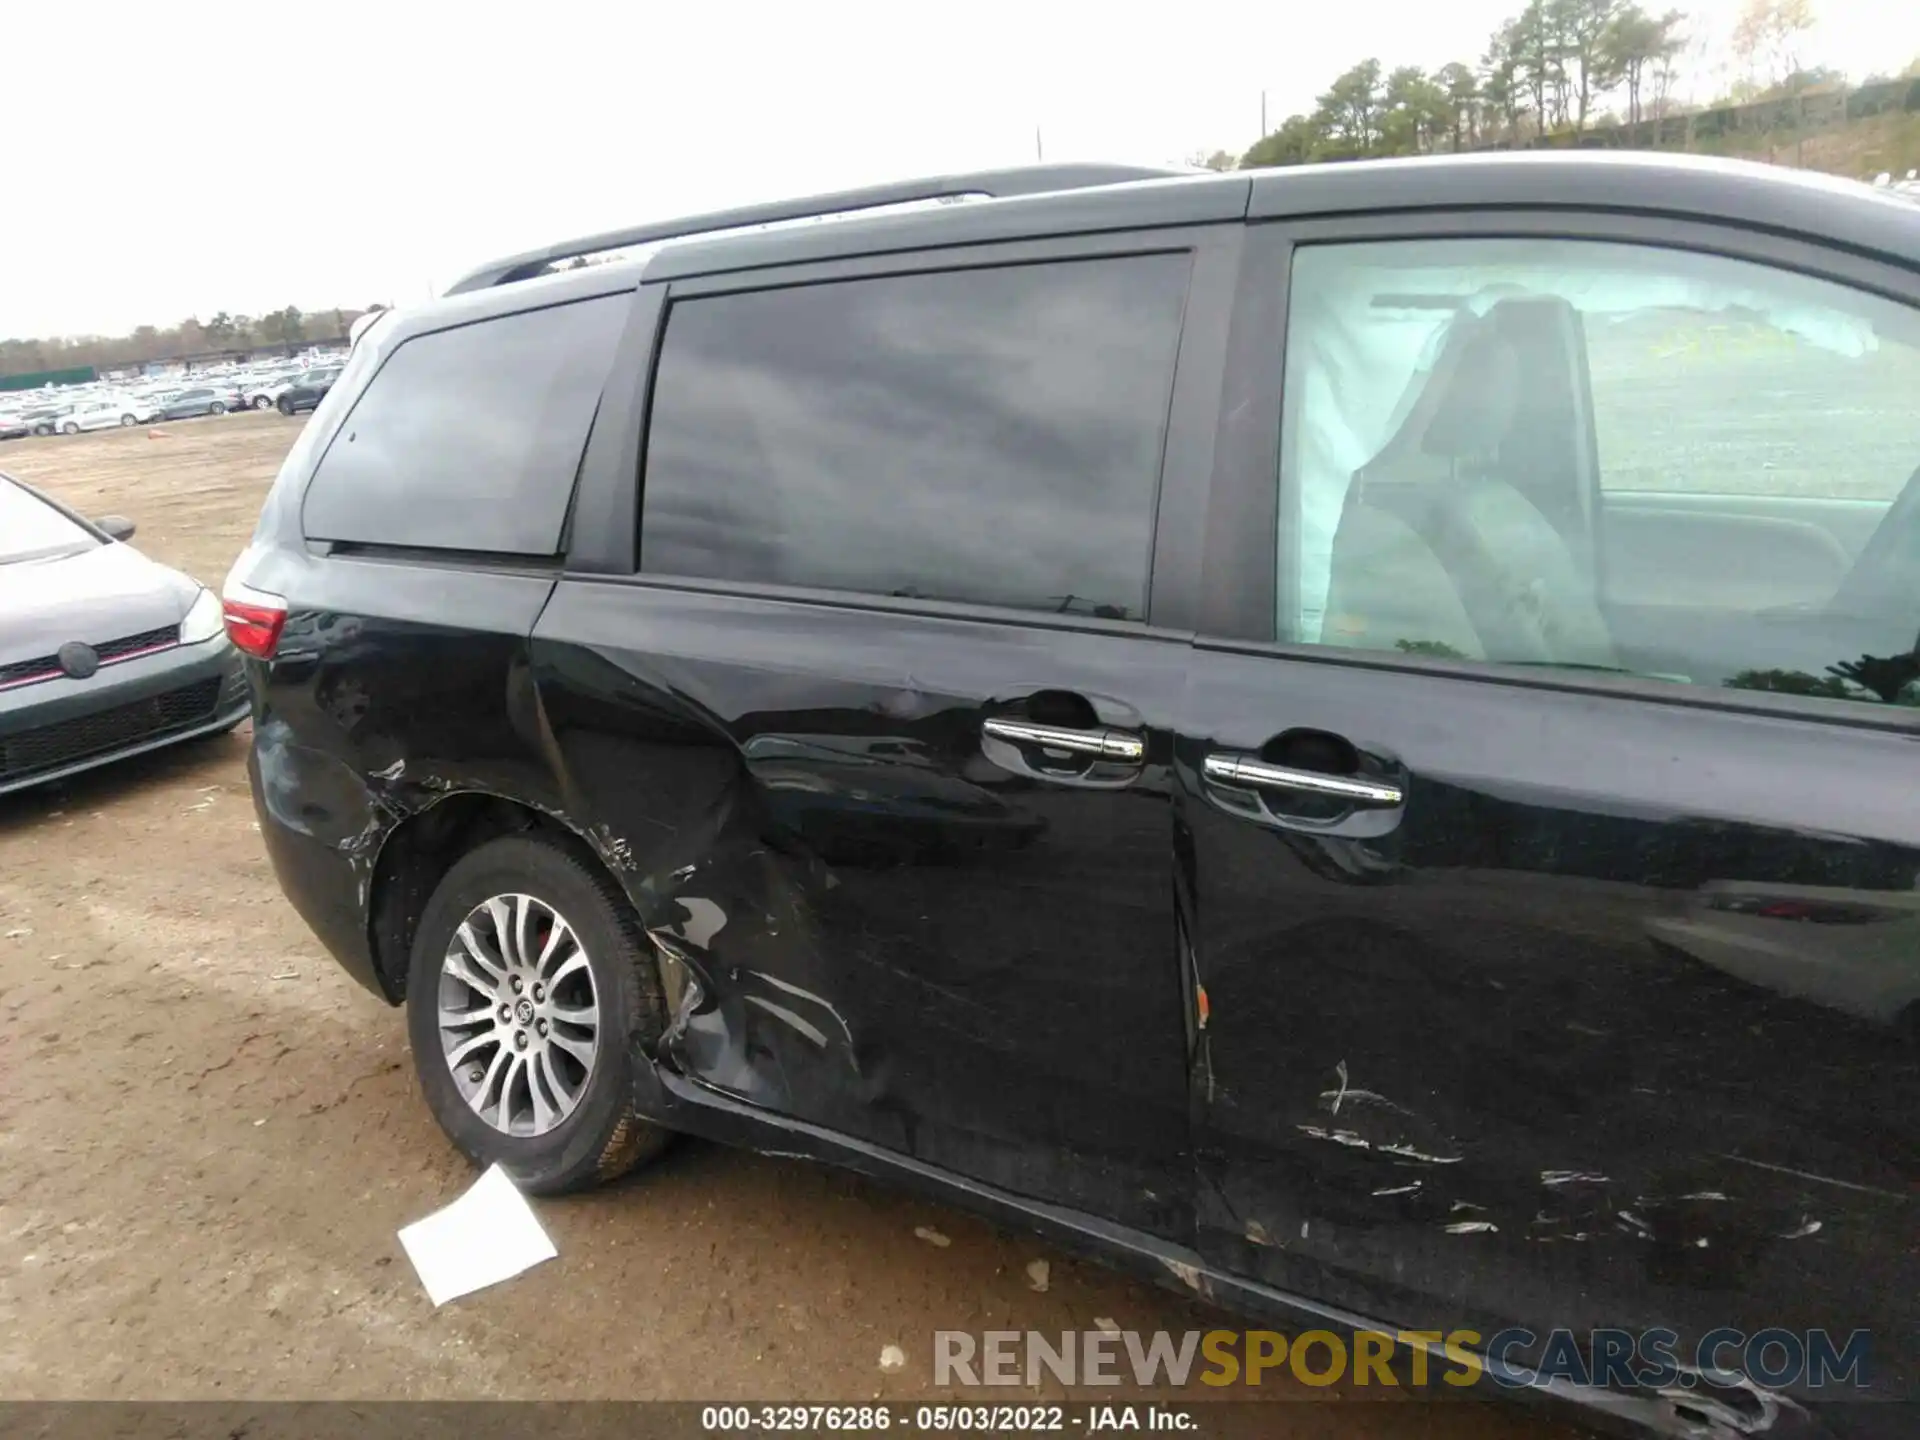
0, 624, 182, 691
0, 677, 221, 784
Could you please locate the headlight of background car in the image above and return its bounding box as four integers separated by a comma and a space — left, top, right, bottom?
179, 587, 225, 645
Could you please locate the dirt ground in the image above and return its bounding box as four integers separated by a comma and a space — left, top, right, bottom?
0, 414, 1576, 1435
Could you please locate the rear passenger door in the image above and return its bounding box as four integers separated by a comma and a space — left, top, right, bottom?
537, 227, 1242, 1237
1184, 217, 1920, 1403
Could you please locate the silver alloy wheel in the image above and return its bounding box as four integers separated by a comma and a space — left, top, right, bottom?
436, 892, 599, 1138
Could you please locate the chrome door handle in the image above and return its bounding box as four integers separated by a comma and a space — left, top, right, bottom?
1202, 754, 1403, 807
982, 717, 1144, 762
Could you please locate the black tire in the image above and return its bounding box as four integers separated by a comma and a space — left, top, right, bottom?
405, 833, 673, 1194
209, 400, 227, 415
61, 422, 78, 435
276, 396, 294, 416
120, 414, 137, 427
252, 394, 273, 410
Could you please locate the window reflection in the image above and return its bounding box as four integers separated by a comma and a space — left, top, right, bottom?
640, 255, 1191, 620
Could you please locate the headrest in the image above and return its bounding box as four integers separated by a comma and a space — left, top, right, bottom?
1422, 324, 1520, 463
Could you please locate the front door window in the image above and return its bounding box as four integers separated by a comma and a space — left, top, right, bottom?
1278, 236, 1920, 706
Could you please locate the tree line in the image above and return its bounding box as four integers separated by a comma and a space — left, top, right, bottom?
1217, 0, 1907, 170
8, 2, 1916, 377
0, 303, 383, 379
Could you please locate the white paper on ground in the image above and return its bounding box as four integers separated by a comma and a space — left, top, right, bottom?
397, 1163, 557, 1306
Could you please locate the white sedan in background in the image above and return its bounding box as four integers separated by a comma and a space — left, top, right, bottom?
55, 396, 162, 433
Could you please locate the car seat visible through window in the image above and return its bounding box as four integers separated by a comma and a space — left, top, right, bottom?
1339, 313, 1617, 669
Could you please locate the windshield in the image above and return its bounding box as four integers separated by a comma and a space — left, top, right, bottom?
0, 476, 98, 563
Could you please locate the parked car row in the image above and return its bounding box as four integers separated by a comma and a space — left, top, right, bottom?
0, 352, 346, 440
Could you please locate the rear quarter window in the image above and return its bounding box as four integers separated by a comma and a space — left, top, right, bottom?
300, 293, 629, 554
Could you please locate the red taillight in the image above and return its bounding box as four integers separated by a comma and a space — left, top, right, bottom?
222, 588, 287, 659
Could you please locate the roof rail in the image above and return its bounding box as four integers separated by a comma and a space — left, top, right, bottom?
441, 163, 1184, 295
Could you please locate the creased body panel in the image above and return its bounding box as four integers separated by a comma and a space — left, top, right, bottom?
531, 578, 1193, 1237
245, 553, 567, 997
1183, 646, 1920, 1412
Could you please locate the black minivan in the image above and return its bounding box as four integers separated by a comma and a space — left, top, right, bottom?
227, 153, 1918, 1436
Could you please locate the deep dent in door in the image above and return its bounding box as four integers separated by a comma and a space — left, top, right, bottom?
516, 639, 1027, 1159
525, 655, 881, 1124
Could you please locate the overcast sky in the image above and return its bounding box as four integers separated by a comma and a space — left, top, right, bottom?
3, 1, 1911, 339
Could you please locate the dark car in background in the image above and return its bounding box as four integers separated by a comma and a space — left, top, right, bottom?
154, 387, 234, 420
225, 155, 1920, 1438
275, 366, 341, 416
1, 474, 248, 795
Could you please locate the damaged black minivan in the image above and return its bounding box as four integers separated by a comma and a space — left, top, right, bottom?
229, 154, 1919, 1436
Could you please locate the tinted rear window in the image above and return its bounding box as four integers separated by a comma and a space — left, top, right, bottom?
638, 254, 1190, 620
302, 293, 628, 553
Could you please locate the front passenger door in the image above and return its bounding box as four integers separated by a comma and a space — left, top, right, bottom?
1183, 217, 1920, 1411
